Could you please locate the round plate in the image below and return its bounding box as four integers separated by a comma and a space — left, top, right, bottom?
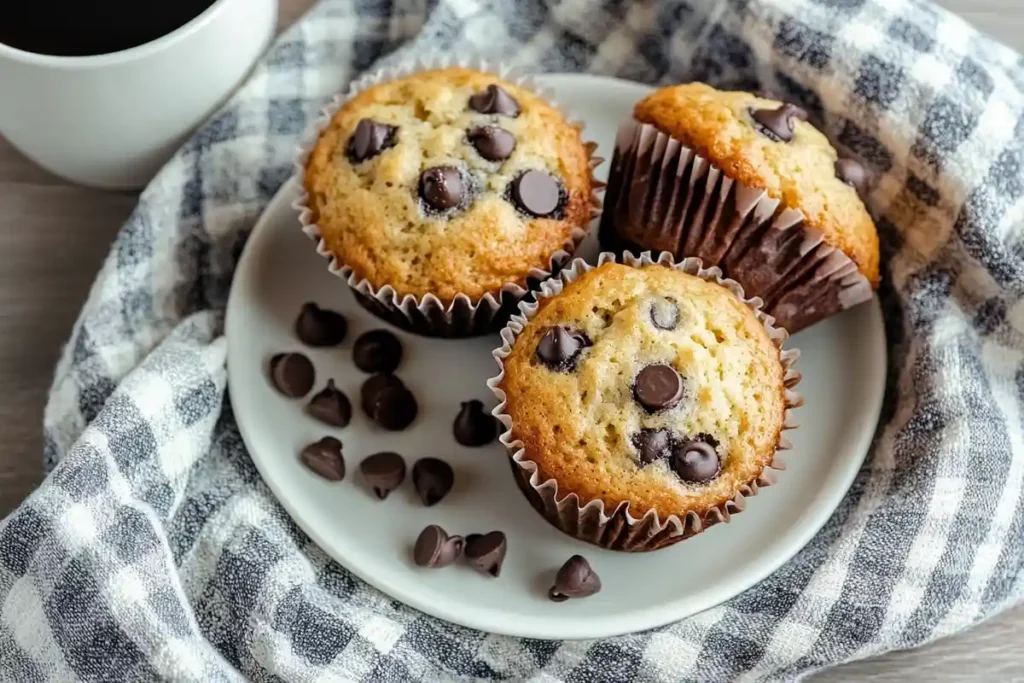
226, 74, 887, 640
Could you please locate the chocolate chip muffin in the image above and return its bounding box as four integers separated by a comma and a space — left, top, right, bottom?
492, 254, 801, 551
600, 82, 878, 334
299, 66, 597, 337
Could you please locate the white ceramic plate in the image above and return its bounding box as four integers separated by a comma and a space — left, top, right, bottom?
226, 74, 887, 640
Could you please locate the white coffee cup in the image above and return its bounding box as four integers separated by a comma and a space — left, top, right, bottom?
0, 0, 278, 190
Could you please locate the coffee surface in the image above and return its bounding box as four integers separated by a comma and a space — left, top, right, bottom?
0, 1, 217, 57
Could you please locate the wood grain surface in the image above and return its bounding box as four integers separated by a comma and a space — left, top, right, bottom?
0, 0, 1019, 679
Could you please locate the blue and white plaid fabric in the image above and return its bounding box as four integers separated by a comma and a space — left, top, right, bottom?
2, 0, 1023, 680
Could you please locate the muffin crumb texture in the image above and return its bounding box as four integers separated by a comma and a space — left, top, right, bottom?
304, 68, 593, 301
634, 82, 879, 287
501, 263, 787, 519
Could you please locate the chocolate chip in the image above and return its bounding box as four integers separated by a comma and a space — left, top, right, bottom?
468, 126, 516, 162
347, 118, 397, 162
633, 364, 684, 412
360, 374, 415, 429
510, 170, 560, 218
464, 531, 507, 577
295, 302, 348, 347
353, 330, 402, 374
413, 525, 464, 568
372, 386, 418, 431
650, 297, 679, 331
419, 166, 464, 212
299, 437, 345, 481
835, 158, 871, 202
453, 400, 498, 447
750, 103, 808, 143
468, 84, 520, 117
548, 555, 601, 601
535, 326, 588, 372
269, 353, 315, 398
696, 432, 720, 448
412, 457, 454, 506
632, 428, 675, 465
671, 440, 721, 483
306, 380, 352, 428
361, 373, 405, 417
360, 451, 406, 499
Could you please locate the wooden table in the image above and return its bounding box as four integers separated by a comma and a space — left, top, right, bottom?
0, 0, 1019, 679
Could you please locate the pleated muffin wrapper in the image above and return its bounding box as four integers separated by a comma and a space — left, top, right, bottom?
598, 119, 874, 334
293, 55, 602, 338
487, 251, 803, 552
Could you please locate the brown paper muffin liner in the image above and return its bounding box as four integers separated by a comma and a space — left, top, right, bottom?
487, 251, 803, 552
293, 55, 602, 338
598, 120, 873, 334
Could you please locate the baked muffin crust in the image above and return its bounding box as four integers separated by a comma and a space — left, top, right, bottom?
634, 83, 880, 287
500, 262, 787, 520
304, 68, 594, 302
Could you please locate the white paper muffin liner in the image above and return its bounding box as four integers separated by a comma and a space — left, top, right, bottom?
293, 55, 603, 338
598, 119, 874, 334
487, 251, 803, 552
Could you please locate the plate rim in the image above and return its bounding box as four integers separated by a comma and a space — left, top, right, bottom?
226, 73, 887, 640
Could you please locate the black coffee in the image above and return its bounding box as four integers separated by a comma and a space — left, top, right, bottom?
0, 1, 218, 57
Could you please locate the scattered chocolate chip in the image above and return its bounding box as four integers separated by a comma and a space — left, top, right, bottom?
306, 379, 352, 427
548, 555, 601, 601
510, 170, 561, 218
412, 457, 455, 506
468, 84, 520, 117
835, 158, 871, 202
347, 118, 397, 162
750, 103, 808, 143
650, 297, 680, 331
269, 353, 315, 398
633, 364, 684, 412
360, 451, 406, 499
361, 373, 406, 417
413, 525, 464, 568
468, 125, 516, 162
632, 428, 675, 465
299, 437, 345, 481
453, 400, 498, 447
671, 440, 721, 483
372, 386, 418, 431
353, 330, 402, 374
536, 326, 588, 372
464, 531, 507, 577
295, 302, 348, 347
419, 166, 465, 212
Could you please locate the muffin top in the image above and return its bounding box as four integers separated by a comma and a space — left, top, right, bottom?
634, 82, 880, 288
500, 262, 788, 519
303, 68, 594, 302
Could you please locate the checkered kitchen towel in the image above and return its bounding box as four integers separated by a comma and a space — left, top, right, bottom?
2, 0, 1024, 680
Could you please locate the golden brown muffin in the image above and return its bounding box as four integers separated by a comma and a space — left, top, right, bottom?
633, 82, 879, 287
303, 67, 594, 302
499, 262, 788, 524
